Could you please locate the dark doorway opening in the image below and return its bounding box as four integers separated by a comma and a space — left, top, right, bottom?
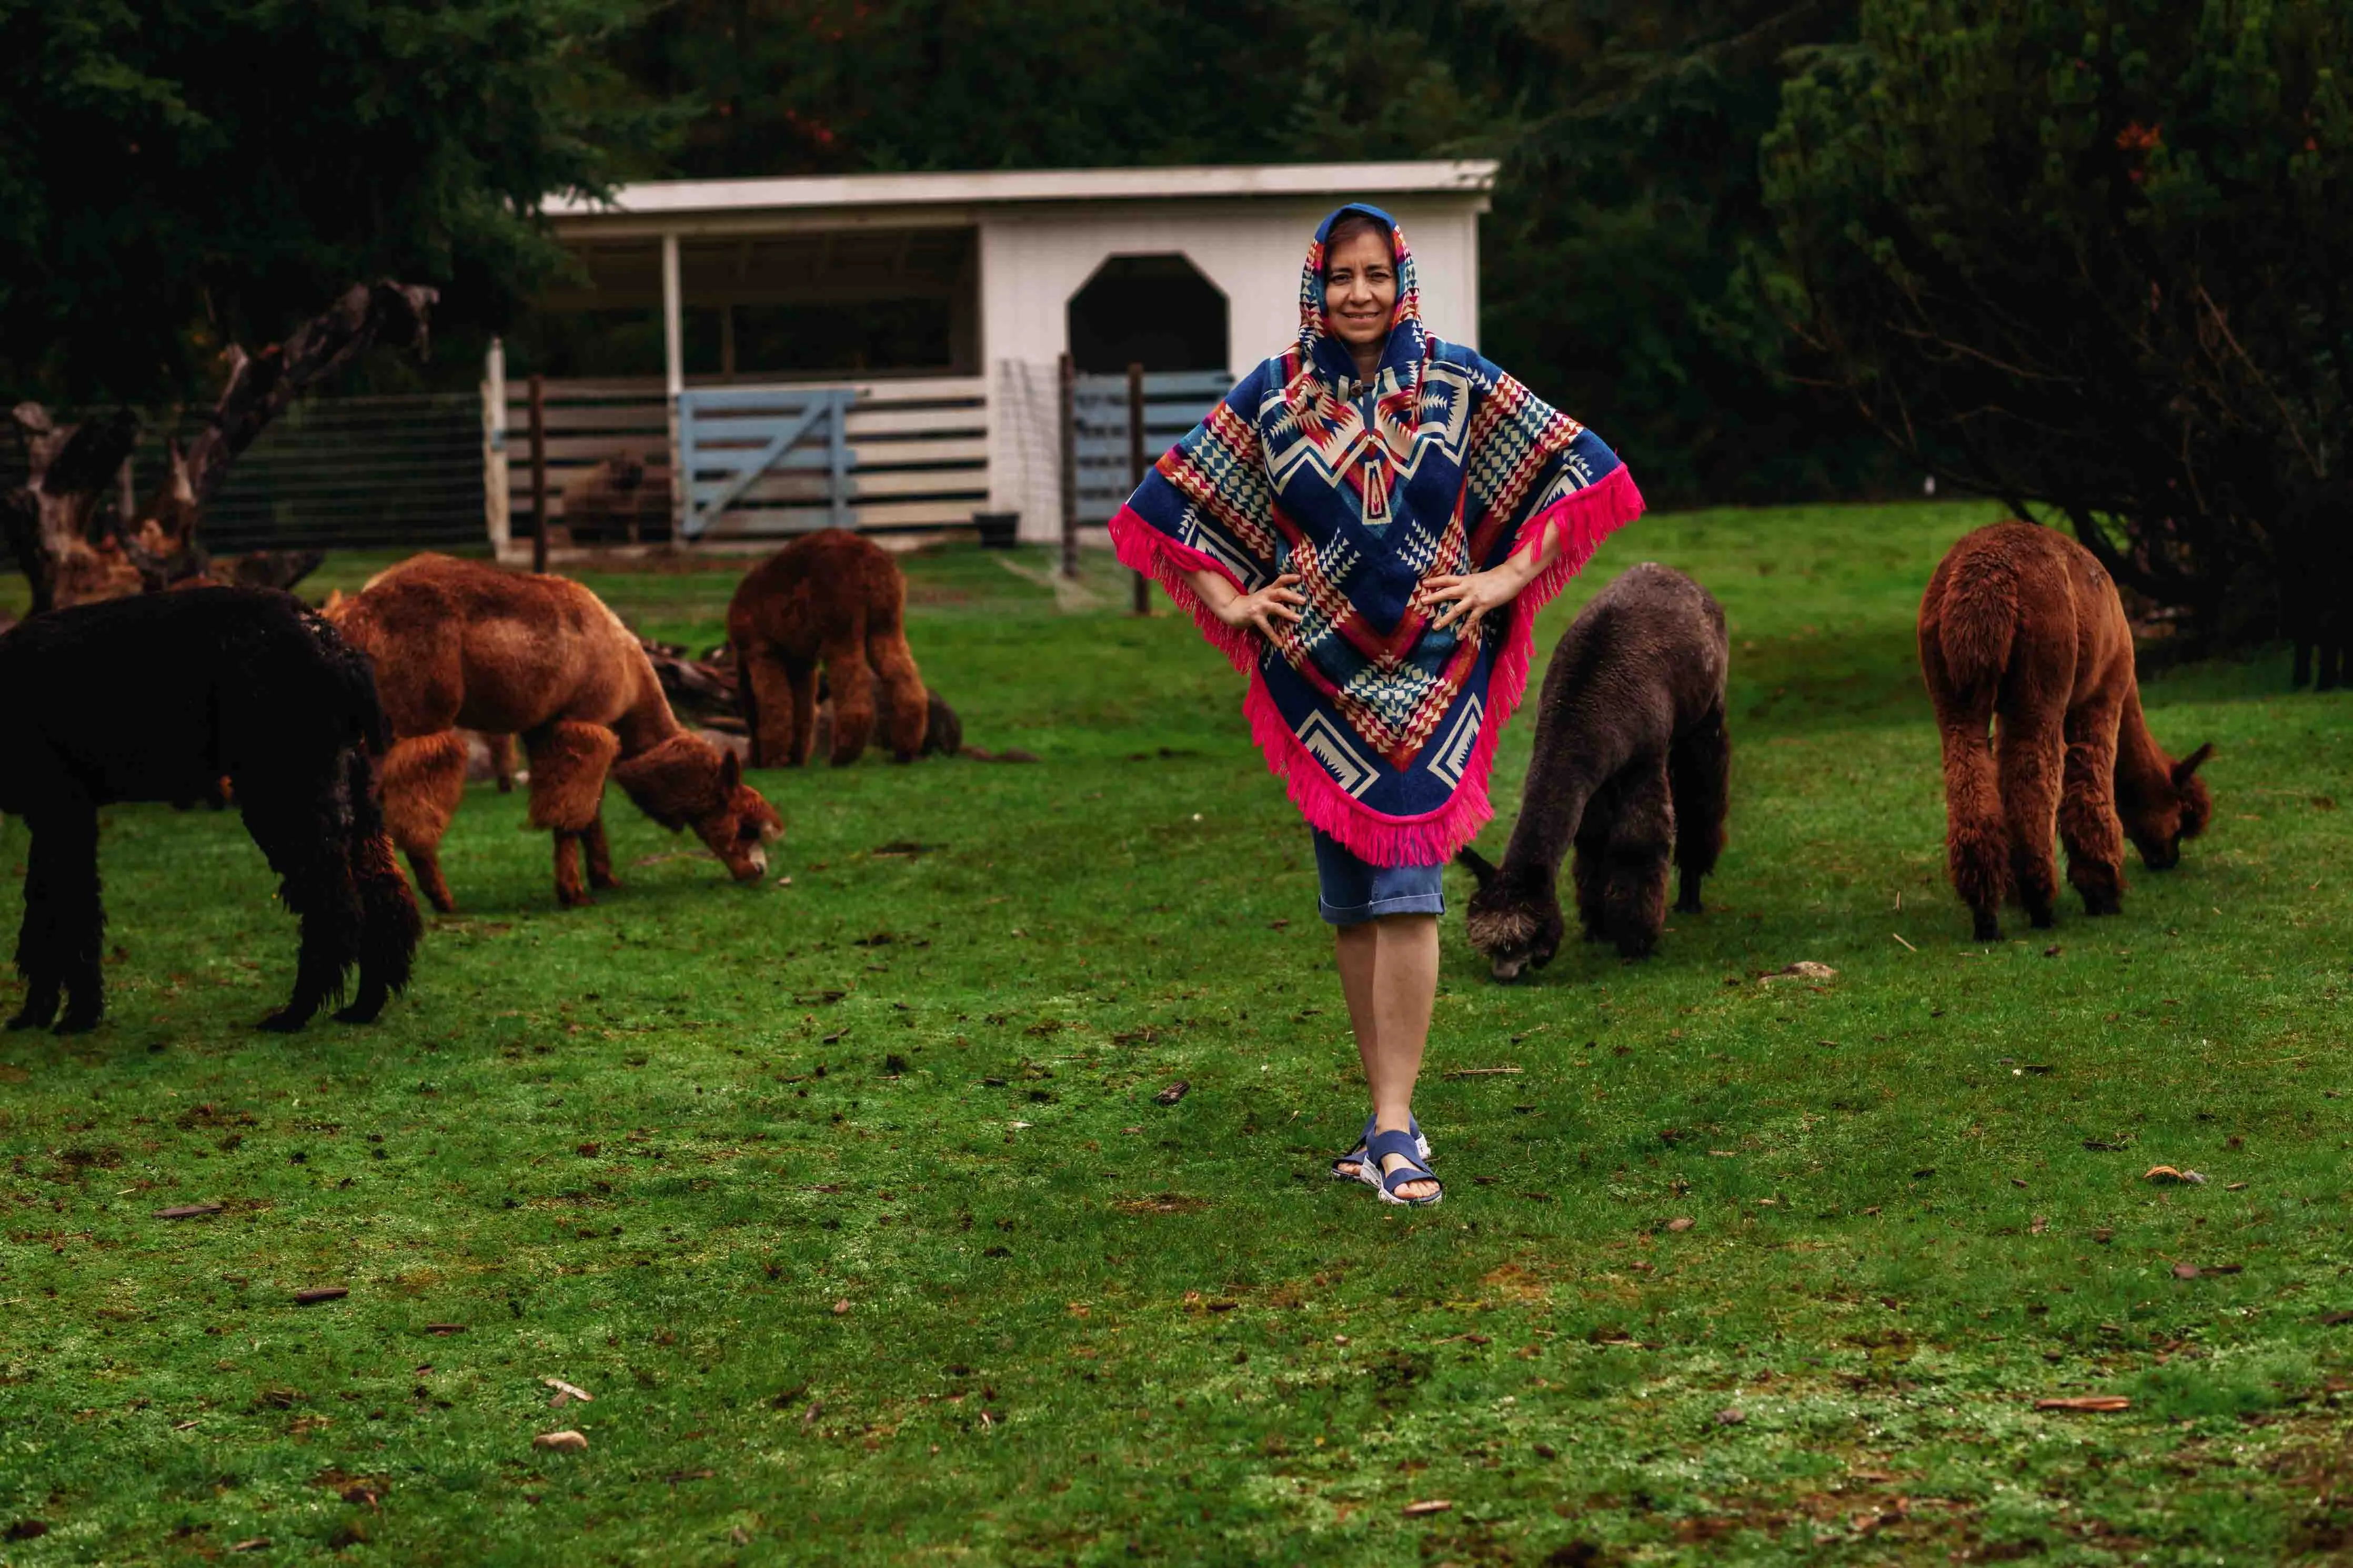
1067, 255, 1229, 374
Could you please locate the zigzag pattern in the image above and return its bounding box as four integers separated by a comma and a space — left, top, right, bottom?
1126, 201, 1626, 795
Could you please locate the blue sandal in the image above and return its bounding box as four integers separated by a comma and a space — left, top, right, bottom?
1360, 1127, 1443, 1206
1330, 1115, 1430, 1182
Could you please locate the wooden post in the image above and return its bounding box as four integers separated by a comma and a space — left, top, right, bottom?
1126, 361, 1150, 614
481, 336, 510, 557
528, 372, 549, 573
661, 231, 685, 541
1057, 351, 1078, 581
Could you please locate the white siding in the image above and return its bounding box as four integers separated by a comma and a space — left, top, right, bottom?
980, 196, 1484, 539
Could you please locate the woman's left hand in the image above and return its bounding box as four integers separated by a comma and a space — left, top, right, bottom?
1413, 562, 1531, 635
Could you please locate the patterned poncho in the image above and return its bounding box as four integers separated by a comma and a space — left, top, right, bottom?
1109, 204, 1644, 866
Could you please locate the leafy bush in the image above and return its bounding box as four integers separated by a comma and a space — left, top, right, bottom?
1764, 0, 2353, 645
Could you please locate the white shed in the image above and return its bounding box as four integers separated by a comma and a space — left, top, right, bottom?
495, 161, 1496, 554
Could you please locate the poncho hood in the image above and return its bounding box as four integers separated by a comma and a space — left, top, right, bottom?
1109, 205, 1645, 866
1299, 202, 1426, 387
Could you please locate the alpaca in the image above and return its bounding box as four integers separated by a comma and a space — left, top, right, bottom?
809, 682, 964, 762
0, 589, 420, 1033
727, 529, 934, 767
334, 554, 781, 911
2280, 488, 2348, 692
1457, 563, 1729, 978
560, 454, 657, 546
1919, 522, 2214, 941
321, 588, 514, 791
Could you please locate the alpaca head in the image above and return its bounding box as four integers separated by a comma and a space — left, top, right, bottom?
922, 693, 963, 756
611, 736, 782, 882
1456, 848, 1564, 982
2122, 741, 2214, 870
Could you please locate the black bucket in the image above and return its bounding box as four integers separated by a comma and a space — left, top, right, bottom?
973, 511, 1019, 550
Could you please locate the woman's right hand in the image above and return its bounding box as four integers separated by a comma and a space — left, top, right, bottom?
1210, 572, 1305, 643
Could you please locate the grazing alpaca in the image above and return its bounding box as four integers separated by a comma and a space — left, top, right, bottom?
727, 529, 934, 767
1456, 563, 1729, 977
322, 585, 515, 791
335, 554, 781, 911
0, 589, 420, 1032
810, 683, 964, 762
1919, 522, 2213, 941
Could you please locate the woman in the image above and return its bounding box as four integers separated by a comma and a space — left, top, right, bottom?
1109, 206, 1642, 1206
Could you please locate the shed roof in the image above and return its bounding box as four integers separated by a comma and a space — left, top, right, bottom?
545, 161, 1498, 225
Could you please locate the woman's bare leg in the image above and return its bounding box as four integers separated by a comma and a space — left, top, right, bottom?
1333, 914, 1440, 1199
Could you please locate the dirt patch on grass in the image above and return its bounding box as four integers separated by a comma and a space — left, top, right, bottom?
1116, 1193, 1206, 1215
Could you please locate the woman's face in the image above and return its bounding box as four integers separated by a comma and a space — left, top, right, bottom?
1322, 225, 1398, 357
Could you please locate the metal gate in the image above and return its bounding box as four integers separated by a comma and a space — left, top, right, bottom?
676, 385, 858, 540
1068, 369, 1231, 524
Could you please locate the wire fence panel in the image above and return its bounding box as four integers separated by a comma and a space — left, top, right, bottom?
195, 394, 485, 553
0, 393, 488, 556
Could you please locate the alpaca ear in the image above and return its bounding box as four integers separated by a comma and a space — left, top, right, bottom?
1453, 847, 1499, 891
2172, 742, 2215, 786
719, 748, 741, 792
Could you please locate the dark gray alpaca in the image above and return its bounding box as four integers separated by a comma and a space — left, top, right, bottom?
1457, 563, 1729, 978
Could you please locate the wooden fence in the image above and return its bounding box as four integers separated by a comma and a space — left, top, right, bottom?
491, 375, 990, 550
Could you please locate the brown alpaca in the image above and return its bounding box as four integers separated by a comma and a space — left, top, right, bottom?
561, 454, 656, 545
1919, 522, 2214, 941
727, 530, 932, 767
335, 554, 781, 911
322, 588, 513, 792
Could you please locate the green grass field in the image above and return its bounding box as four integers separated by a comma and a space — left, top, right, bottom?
2, 503, 2349, 1565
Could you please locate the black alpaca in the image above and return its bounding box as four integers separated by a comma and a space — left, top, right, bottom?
0, 589, 421, 1033
1457, 563, 1730, 977
2281, 491, 2348, 692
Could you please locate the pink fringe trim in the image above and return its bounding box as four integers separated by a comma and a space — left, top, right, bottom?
1107, 506, 1262, 676
1112, 463, 1645, 866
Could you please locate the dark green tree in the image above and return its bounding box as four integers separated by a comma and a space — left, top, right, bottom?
0, 0, 658, 406
608, 0, 1883, 507
1764, 0, 2352, 651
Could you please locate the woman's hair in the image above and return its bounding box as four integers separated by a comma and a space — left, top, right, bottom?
1323, 211, 1394, 268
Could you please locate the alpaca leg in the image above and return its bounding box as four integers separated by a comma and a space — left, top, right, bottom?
489, 733, 517, 794
582, 815, 618, 891
742, 649, 810, 770
866, 630, 929, 764
336, 750, 420, 1026
784, 657, 820, 767
823, 634, 875, 766
381, 732, 469, 914
1995, 710, 2066, 929
1600, 760, 1675, 960
9, 825, 62, 1032
10, 805, 98, 1032
1667, 701, 1730, 914
239, 768, 366, 1033
1928, 703, 2007, 942
2058, 694, 2127, 917
338, 831, 419, 1024
525, 722, 621, 908
1570, 822, 1612, 943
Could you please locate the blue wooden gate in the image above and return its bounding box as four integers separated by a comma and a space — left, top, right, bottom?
675, 386, 859, 540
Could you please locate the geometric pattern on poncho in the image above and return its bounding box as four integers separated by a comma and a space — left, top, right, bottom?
1119, 201, 1636, 841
